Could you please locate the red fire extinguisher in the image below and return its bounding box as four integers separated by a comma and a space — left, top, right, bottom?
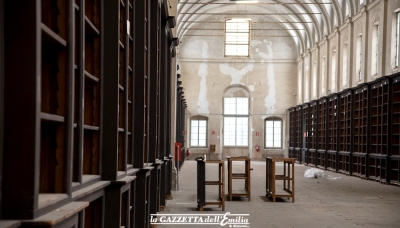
187, 148, 190, 156
255, 144, 259, 152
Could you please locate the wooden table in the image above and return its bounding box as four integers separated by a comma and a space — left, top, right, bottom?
265, 157, 295, 202
227, 156, 251, 201
196, 160, 225, 211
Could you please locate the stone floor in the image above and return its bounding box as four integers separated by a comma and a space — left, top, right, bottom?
159, 160, 400, 228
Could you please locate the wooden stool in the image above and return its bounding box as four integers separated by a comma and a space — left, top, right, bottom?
265, 157, 295, 202
196, 160, 225, 211
227, 156, 251, 201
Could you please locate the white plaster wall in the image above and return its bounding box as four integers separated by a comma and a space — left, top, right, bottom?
179, 27, 297, 159
319, 40, 328, 97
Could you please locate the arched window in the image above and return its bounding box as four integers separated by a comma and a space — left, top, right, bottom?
223, 87, 249, 147
190, 116, 208, 147
265, 117, 282, 149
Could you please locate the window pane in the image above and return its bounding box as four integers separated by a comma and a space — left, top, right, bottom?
199, 120, 206, 128
199, 134, 206, 140
225, 19, 250, 56
224, 117, 236, 146
265, 119, 282, 148
236, 98, 249, 114
191, 119, 207, 147
224, 98, 236, 114
199, 140, 206, 147
236, 117, 248, 146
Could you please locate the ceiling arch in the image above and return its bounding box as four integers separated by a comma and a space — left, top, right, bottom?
176, 0, 362, 57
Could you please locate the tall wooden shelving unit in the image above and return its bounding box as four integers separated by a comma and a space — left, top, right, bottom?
317, 97, 328, 169
368, 77, 390, 183
288, 108, 296, 159
327, 94, 339, 172
352, 84, 369, 178
307, 101, 318, 166
1, 0, 177, 226
302, 103, 309, 164
390, 74, 400, 186
294, 105, 303, 163
338, 89, 353, 175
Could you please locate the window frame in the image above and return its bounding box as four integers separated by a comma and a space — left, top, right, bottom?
190, 116, 208, 148
264, 118, 283, 149
223, 97, 249, 147
224, 18, 250, 57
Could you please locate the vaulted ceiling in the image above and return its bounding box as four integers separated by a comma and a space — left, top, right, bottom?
177, 0, 369, 57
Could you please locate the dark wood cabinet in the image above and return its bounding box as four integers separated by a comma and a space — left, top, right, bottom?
327, 94, 339, 172
390, 74, 400, 185
294, 105, 303, 163
288, 108, 296, 159
1, 0, 177, 226
369, 77, 390, 183
307, 101, 318, 166
338, 89, 353, 175
352, 84, 369, 178
288, 72, 400, 187
317, 97, 328, 169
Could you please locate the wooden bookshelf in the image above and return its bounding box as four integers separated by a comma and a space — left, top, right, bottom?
2, 0, 176, 225
317, 97, 328, 169
302, 103, 309, 159
288, 108, 296, 159
127, 0, 134, 167
369, 77, 389, 183
307, 101, 318, 166
327, 94, 339, 172
118, 0, 128, 173
338, 90, 352, 175
390, 75, 400, 185
390, 159, 400, 186
352, 84, 369, 178
40, 0, 69, 197
294, 105, 302, 163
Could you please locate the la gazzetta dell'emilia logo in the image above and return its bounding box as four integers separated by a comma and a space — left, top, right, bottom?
150, 212, 250, 227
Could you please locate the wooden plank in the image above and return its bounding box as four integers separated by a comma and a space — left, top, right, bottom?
127, 168, 140, 176
205, 181, 221, 185
40, 113, 65, 122
84, 16, 100, 35
81, 174, 101, 184
132, 0, 147, 168
3, 0, 40, 218
84, 70, 100, 82
41, 23, 67, 47
0, 0, 3, 219
72, 181, 110, 200
102, 0, 120, 180
38, 194, 69, 210
83, 125, 100, 131
0, 221, 21, 228
22, 202, 88, 226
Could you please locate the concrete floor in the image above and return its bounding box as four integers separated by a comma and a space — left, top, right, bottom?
159, 160, 400, 228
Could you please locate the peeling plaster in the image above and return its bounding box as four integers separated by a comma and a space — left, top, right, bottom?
258, 40, 276, 114
219, 61, 254, 85
197, 42, 210, 114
